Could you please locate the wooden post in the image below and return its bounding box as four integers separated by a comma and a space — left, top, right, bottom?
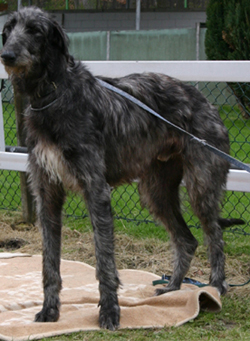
14, 88, 35, 224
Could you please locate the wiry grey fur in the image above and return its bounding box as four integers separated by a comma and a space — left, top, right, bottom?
1, 7, 243, 330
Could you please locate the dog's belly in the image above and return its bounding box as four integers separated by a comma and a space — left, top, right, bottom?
33, 142, 79, 191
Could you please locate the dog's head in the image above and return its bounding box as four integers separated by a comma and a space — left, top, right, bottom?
1, 6, 70, 77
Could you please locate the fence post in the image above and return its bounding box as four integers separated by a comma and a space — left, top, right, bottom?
196, 22, 200, 61
106, 31, 110, 61
136, 0, 141, 30
14, 88, 35, 224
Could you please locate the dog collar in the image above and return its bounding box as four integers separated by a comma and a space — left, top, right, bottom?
30, 82, 60, 111
35, 81, 57, 99
30, 96, 61, 112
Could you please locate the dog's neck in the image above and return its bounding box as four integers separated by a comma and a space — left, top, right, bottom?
34, 81, 58, 99
28, 80, 60, 111
10, 71, 60, 108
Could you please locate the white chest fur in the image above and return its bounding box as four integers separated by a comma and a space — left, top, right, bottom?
32, 142, 81, 193
33, 142, 65, 183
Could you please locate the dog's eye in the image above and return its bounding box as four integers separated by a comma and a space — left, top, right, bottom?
26, 25, 44, 43
26, 24, 41, 35
26, 26, 37, 34
8, 18, 17, 30
2, 28, 11, 45
2, 21, 15, 45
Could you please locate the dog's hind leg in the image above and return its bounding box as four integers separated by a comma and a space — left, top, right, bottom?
33, 174, 65, 323
139, 156, 198, 295
183, 153, 228, 295
84, 178, 120, 330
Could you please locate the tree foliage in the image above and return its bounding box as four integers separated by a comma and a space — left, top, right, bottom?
205, 0, 250, 118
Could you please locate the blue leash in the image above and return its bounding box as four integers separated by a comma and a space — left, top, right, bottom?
97, 78, 250, 174
152, 275, 250, 288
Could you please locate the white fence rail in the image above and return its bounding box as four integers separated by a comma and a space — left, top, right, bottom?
1, 61, 250, 192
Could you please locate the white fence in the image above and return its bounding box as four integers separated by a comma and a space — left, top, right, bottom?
0, 61, 250, 192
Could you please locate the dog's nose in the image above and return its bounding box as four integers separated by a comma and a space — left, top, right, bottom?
1, 51, 16, 64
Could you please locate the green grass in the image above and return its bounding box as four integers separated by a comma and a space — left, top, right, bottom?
0, 103, 19, 210
3, 102, 17, 146
219, 104, 250, 163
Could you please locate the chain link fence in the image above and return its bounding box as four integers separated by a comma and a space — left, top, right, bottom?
0, 80, 250, 235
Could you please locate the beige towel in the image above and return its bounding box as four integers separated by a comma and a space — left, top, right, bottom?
0, 254, 221, 341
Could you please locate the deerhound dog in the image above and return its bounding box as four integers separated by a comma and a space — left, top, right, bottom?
1, 7, 243, 330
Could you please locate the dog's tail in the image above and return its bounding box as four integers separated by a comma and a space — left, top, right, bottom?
218, 217, 245, 228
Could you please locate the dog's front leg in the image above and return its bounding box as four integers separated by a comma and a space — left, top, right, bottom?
85, 179, 120, 330
33, 174, 65, 323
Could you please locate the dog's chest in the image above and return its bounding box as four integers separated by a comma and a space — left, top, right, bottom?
32, 142, 78, 190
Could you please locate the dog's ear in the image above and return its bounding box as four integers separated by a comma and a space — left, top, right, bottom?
50, 19, 70, 59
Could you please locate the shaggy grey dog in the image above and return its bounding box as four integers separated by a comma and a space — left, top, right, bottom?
1, 7, 243, 330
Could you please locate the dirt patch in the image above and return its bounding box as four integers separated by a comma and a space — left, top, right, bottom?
0, 214, 201, 276
0, 211, 249, 297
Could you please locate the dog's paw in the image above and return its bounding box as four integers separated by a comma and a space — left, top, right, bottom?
210, 280, 228, 296
35, 306, 60, 323
99, 301, 120, 331
155, 286, 179, 296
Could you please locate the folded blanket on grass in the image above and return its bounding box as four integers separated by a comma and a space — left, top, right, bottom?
0, 254, 221, 341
